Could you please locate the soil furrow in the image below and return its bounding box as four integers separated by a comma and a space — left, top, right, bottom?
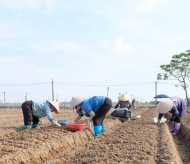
0, 108, 189, 163
165, 112, 190, 163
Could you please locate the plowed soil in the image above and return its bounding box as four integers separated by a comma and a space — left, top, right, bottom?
0, 107, 190, 164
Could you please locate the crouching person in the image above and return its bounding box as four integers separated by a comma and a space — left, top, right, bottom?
157, 97, 186, 135
110, 93, 131, 121
114, 93, 131, 110
70, 96, 112, 137
21, 100, 61, 130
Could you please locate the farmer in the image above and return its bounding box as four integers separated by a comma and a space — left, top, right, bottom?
110, 93, 131, 120
157, 97, 186, 135
114, 93, 131, 110
70, 96, 112, 137
131, 97, 136, 110
21, 100, 61, 130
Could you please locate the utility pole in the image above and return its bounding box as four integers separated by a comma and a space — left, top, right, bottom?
155, 81, 157, 104
64, 99, 66, 110
107, 87, 109, 97
25, 92, 27, 101
3, 92, 5, 105
52, 79, 54, 101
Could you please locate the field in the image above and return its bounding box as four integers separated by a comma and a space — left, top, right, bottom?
0, 107, 190, 164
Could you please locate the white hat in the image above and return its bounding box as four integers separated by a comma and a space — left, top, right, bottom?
47, 101, 59, 114
157, 98, 173, 114
118, 93, 129, 101
70, 97, 85, 109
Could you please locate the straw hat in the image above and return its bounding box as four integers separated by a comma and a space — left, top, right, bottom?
157, 98, 173, 114
70, 97, 85, 109
118, 93, 129, 101
47, 101, 60, 114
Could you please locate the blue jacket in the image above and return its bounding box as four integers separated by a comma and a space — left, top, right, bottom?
158, 97, 186, 121
77, 96, 105, 117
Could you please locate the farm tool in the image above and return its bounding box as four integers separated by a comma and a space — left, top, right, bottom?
119, 115, 141, 122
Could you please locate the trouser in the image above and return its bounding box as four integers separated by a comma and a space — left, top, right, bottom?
93, 97, 112, 125
21, 101, 39, 125
172, 116, 182, 123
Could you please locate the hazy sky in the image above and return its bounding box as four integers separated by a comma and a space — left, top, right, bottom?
0, 0, 190, 103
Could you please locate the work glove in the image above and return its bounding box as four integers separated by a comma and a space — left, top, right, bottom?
38, 118, 43, 125
87, 119, 91, 129
52, 120, 61, 127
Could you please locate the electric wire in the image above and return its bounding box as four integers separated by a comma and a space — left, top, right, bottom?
0, 81, 187, 87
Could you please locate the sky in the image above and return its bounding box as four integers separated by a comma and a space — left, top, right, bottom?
0, 0, 190, 104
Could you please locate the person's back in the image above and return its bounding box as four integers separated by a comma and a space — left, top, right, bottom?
170, 97, 186, 116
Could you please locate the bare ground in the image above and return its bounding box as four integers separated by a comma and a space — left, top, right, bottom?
0, 107, 190, 163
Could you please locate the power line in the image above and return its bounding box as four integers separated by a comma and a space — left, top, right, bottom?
0, 82, 51, 86
0, 81, 154, 87
0, 81, 187, 87
55, 82, 155, 86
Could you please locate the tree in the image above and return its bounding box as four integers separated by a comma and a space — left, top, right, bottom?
157, 50, 190, 106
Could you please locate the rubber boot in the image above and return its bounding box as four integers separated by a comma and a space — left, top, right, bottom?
22, 125, 31, 131
94, 125, 102, 137
101, 124, 105, 133
32, 124, 39, 129
172, 123, 180, 136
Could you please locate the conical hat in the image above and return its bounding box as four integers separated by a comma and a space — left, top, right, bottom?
47, 101, 59, 114
157, 98, 173, 114
70, 97, 85, 109
118, 93, 129, 101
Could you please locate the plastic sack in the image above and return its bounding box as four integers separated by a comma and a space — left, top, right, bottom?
117, 107, 129, 111
111, 109, 131, 118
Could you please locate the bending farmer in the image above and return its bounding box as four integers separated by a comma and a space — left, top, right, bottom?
157, 97, 186, 135
70, 96, 112, 137
110, 93, 131, 120
21, 100, 61, 130
115, 93, 131, 110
